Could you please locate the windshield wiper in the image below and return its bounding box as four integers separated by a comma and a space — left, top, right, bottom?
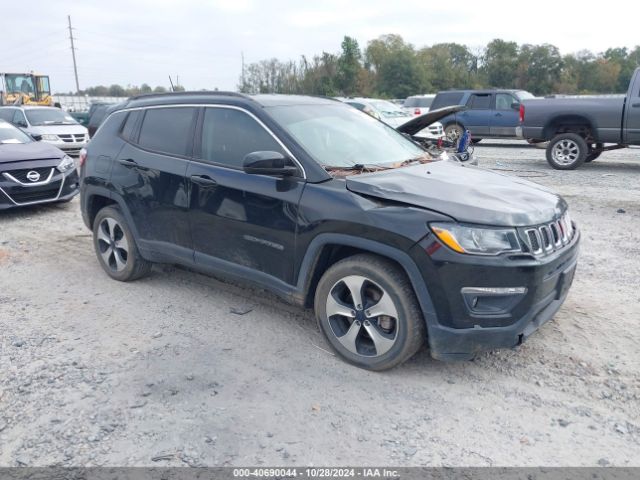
325, 163, 394, 172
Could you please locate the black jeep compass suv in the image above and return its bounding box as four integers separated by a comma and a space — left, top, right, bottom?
79, 92, 579, 371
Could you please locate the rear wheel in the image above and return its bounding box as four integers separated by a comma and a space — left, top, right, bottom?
546, 133, 588, 170
314, 254, 425, 371
585, 143, 603, 162
92, 206, 152, 281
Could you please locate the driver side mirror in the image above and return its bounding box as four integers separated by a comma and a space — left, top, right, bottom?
511, 102, 521, 110
30, 133, 42, 141
243, 151, 298, 177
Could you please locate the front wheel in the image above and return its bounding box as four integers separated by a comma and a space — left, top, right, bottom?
546, 133, 588, 170
314, 254, 426, 371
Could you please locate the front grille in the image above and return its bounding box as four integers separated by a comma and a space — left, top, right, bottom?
9, 180, 62, 204
57, 134, 87, 143
3, 167, 54, 183
523, 212, 575, 255
60, 146, 82, 156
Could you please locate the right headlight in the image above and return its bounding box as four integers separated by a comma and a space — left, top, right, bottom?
430, 223, 522, 256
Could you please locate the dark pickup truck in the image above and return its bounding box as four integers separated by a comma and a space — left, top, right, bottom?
520, 67, 640, 169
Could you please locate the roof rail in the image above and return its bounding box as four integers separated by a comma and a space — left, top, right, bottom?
128, 90, 250, 101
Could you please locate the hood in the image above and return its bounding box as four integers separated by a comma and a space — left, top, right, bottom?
0, 141, 65, 164
28, 124, 89, 135
396, 105, 467, 135
345, 161, 566, 227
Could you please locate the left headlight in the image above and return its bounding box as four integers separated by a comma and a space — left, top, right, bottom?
57, 155, 76, 173
430, 223, 522, 256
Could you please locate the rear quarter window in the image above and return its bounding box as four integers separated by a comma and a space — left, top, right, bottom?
431, 92, 465, 110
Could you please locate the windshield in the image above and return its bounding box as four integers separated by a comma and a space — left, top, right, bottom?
25, 109, 78, 126
0, 121, 32, 144
369, 100, 411, 118
516, 91, 535, 100
267, 104, 425, 168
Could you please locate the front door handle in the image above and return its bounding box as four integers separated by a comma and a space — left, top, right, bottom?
495, 112, 503, 117
190, 175, 218, 187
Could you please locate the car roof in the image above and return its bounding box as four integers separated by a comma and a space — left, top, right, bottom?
120, 91, 339, 110
437, 89, 521, 94
406, 94, 436, 98
0, 105, 59, 111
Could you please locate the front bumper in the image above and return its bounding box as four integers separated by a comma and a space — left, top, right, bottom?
0, 161, 79, 210
413, 227, 580, 361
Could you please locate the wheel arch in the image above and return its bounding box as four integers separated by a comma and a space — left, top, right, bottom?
296, 234, 438, 333
542, 114, 598, 141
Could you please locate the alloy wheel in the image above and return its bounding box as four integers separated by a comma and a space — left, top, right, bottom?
325, 275, 399, 357
97, 217, 129, 272
552, 139, 580, 165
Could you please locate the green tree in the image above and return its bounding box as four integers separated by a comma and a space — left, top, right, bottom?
336, 36, 362, 96
482, 39, 519, 88
516, 44, 563, 95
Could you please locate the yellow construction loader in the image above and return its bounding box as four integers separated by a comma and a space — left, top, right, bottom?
0, 72, 53, 106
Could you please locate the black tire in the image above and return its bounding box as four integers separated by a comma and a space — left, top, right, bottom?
470, 138, 482, 145
92, 206, 152, 282
314, 253, 426, 371
546, 133, 588, 170
586, 143, 603, 163
445, 124, 464, 143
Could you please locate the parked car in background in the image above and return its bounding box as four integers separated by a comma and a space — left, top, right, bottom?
430, 89, 535, 143
0, 106, 89, 157
341, 97, 444, 139
519, 67, 640, 170
80, 92, 579, 371
87, 102, 124, 137
403, 94, 436, 116
0, 119, 79, 209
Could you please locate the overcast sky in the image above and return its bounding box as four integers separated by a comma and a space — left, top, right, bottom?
2, 0, 637, 93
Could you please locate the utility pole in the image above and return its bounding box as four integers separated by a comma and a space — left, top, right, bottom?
67, 15, 80, 93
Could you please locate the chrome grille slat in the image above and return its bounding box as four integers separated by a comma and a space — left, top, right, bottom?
523, 213, 575, 256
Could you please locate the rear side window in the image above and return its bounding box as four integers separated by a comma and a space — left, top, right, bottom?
120, 110, 141, 142
431, 92, 464, 110
467, 94, 491, 110
138, 107, 196, 157
200, 108, 283, 168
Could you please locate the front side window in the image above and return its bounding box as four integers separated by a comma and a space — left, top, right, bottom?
138, 107, 196, 156
495, 93, 516, 110
12, 110, 27, 127
267, 103, 424, 168
0, 109, 14, 122
200, 108, 284, 168
467, 94, 491, 110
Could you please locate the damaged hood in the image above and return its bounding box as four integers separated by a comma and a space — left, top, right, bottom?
346, 161, 566, 227
396, 105, 467, 136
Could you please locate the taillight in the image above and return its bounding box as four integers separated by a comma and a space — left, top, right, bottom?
79, 148, 87, 168
414, 108, 420, 115
519, 104, 525, 123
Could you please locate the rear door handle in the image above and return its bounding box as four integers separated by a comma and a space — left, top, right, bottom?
118, 158, 138, 167
632, 103, 640, 108
118, 158, 148, 171
495, 112, 503, 117
190, 174, 218, 187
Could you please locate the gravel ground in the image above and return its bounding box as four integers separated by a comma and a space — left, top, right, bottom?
1, 140, 639, 467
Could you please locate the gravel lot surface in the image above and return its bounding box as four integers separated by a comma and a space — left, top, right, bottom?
1, 140, 639, 467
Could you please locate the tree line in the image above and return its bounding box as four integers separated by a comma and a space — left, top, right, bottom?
238, 35, 640, 98
57, 84, 185, 97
